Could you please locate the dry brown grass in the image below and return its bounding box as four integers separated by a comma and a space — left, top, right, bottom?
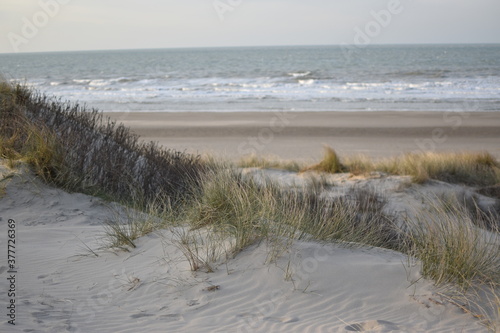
238, 154, 304, 172
373, 151, 500, 186
301, 146, 345, 174
305, 146, 500, 186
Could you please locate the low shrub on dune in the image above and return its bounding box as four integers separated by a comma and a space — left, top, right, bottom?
0, 80, 206, 206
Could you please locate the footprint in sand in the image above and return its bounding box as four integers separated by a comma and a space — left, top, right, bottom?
130, 313, 155, 319
345, 320, 401, 332
38, 273, 61, 285
185, 295, 209, 309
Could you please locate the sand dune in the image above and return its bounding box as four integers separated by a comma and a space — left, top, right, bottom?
0, 162, 493, 332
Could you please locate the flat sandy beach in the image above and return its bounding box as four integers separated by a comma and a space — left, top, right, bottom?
105, 111, 500, 161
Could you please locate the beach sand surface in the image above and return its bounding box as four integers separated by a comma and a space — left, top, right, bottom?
105, 111, 500, 161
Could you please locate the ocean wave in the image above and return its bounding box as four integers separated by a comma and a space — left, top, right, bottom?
71, 77, 144, 87
288, 71, 311, 78
298, 79, 315, 85
73, 79, 91, 84
60, 75, 482, 97
89, 80, 111, 87
20, 75, 500, 112
390, 69, 452, 78
114, 77, 137, 83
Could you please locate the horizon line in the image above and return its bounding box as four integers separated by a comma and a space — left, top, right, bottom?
2, 42, 500, 56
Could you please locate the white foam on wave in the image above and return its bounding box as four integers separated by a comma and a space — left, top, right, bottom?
89, 80, 110, 87
298, 79, 315, 85
288, 71, 311, 77
73, 79, 91, 84
22, 73, 500, 112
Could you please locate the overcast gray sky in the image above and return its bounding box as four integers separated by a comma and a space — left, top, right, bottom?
2, 0, 499, 53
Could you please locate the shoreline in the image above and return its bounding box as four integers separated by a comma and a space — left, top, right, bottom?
105, 111, 500, 160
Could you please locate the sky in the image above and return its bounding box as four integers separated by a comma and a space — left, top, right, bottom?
1, 0, 500, 53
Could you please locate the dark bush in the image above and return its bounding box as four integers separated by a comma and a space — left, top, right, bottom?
0, 80, 205, 207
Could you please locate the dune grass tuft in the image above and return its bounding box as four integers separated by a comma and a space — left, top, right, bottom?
406, 196, 500, 289
301, 146, 345, 174
401, 195, 500, 328
186, 167, 272, 254
177, 166, 402, 266
103, 195, 170, 250
437, 191, 500, 232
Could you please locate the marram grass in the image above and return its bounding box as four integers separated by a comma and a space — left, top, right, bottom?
238, 154, 304, 172
305, 146, 500, 186
301, 146, 345, 174
406, 197, 500, 288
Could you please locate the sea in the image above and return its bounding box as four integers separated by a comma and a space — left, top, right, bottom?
1, 44, 499, 112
